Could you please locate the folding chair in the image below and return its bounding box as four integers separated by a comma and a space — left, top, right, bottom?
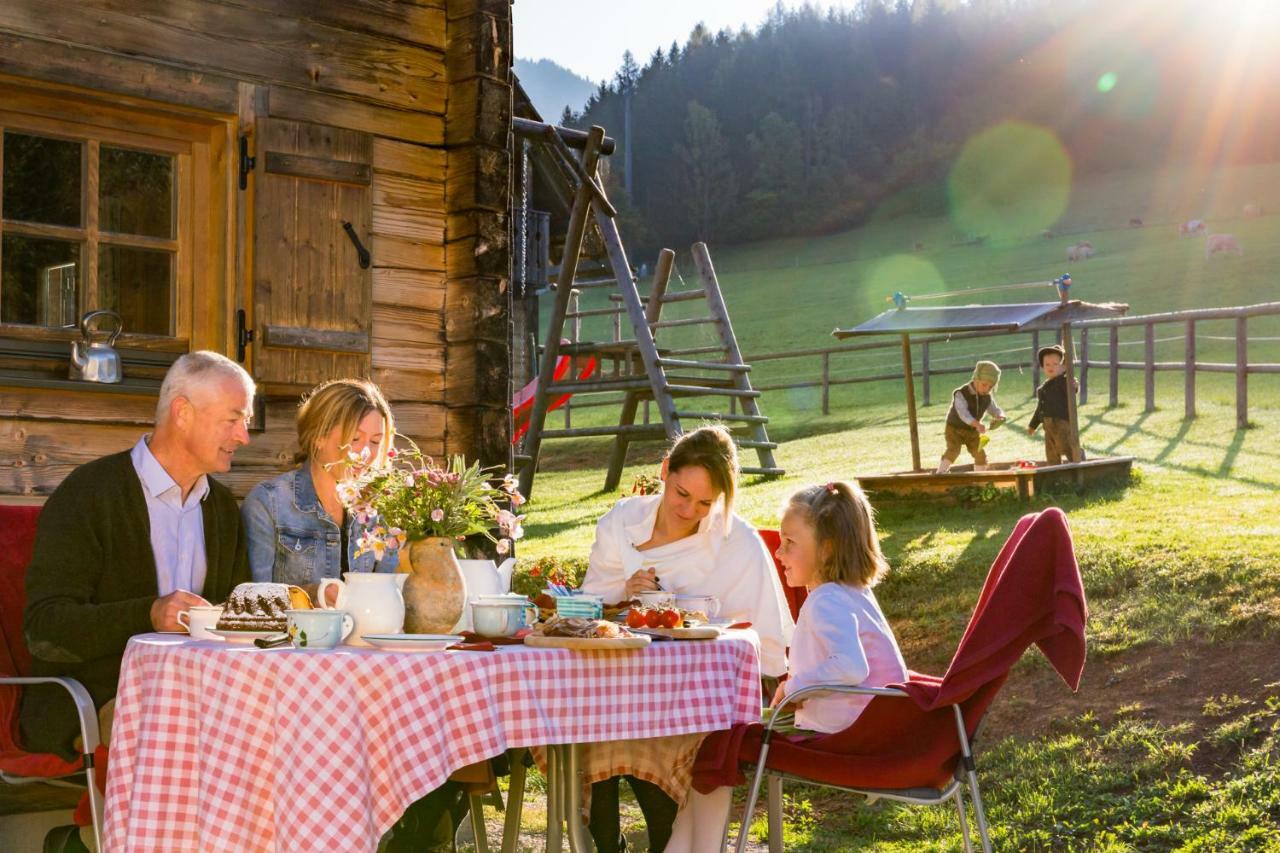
720, 508, 1087, 853
0, 504, 105, 847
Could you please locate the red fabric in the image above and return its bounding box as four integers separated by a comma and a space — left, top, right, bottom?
511, 346, 599, 443
757, 529, 807, 621
695, 507, 1087, 793
0, 504, 84, 778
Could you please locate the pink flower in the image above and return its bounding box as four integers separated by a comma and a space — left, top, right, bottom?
430, 508, 445, 522
495, 539, 510, 555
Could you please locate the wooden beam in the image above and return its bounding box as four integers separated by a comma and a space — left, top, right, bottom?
264, 151, 372, 185
268, 86, 443, 147
262, 325, 370, 353
901, 334, 921, 472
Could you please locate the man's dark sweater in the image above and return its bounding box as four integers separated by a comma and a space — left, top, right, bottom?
21, 450, 248, 758
1029, 374, 1073, 431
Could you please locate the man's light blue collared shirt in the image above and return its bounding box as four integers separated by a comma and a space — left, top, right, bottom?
130, 435, 208, 596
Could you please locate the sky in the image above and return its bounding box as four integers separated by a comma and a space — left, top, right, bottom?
513, 0, 851, 83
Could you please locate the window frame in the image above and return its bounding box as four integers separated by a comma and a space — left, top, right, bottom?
0, 78, 233, 355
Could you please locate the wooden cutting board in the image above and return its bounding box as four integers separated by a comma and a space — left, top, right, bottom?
523, 634, 651, 650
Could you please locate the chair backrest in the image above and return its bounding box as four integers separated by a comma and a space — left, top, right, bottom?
0, 504, 41, 679
0, 503, 82, 777
757, 529, 807, 621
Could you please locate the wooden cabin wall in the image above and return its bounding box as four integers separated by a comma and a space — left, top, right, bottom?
0, 0, 514, 500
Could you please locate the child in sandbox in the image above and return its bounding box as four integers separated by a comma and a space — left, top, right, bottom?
935, 360, 1006, 474
1028, 344, 1082, 464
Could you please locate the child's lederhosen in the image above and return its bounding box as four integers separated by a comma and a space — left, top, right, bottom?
943, 383, 991, 464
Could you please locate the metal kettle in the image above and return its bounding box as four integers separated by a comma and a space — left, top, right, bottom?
70, 310, 124, 383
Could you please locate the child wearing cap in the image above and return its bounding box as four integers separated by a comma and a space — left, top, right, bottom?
936, 361, 1006, 474
1028, 344, 1082, 464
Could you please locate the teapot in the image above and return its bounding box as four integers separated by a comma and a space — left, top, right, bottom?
457, 557, 517, 599
316, 572, 407, 646
69, 310, 123, 384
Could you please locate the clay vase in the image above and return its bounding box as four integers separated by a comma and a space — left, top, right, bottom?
401, 536, 467, 634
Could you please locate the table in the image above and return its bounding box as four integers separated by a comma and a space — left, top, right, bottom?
103, 633, 761, 852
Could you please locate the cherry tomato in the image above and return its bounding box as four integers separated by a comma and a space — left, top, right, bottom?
645, 608, 665, 629
660, 609, 681, 628
626, 608, 647, 629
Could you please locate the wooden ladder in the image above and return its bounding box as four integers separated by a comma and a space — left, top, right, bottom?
516, 125, 782, 498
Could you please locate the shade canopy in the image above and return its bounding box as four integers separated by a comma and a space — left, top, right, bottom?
833, 300, 1128, 339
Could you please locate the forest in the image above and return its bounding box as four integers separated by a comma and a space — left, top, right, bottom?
559, 0, 1280, 254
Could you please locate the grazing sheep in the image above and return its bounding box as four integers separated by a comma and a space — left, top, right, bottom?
1066, 245, 1081, 262
1243, 203, 1263, 218
1041, 229, 1054, 239
1075, 240, 1094, 250
1205, 233, 1243, 259
1179, 219, 1206, 237
1129, 217, 1144, 227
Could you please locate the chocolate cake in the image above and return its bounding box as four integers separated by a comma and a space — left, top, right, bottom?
216, 582, 312, 632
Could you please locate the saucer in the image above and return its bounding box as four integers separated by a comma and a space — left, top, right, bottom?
362, 634, 463, 652
207, 629, 279, 644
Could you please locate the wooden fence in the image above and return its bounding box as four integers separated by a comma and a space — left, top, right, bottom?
552, 301, 1280, 430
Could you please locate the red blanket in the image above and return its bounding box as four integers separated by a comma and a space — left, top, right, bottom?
693, 507, 1087, 793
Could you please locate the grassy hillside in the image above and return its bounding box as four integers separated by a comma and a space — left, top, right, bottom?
496, 163, 1280, 849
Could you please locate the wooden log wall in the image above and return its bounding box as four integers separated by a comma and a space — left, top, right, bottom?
0, 0, 513, 499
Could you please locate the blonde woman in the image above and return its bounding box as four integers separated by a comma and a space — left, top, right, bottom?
241, 379, 398, 598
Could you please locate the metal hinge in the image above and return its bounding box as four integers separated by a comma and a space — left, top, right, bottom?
238, 135, 256, 190
236, 308, 255, 362
342, 221, 372, 269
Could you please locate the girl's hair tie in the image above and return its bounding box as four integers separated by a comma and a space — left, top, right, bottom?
825, 481, 839, 495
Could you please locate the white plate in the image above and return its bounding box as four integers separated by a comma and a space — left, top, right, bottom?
362, 634, 463, 652
207, 628, 281, 644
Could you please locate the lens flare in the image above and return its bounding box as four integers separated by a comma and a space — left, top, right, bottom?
947, 121, 1072, 243
865, 254, 946, 304
1097, 71, 1118, 93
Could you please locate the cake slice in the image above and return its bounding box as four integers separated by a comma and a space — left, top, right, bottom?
217, 582, 312, 632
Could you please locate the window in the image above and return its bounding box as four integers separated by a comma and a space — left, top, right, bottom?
0, 80, 230, 352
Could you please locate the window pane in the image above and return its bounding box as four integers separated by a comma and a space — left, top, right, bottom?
99, 146, 174, 238
0, 234, 80, 326
98, 245, 172, 335
2, 132, 82, 227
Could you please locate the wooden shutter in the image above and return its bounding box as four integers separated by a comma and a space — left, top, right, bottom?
251, 117, 372, 389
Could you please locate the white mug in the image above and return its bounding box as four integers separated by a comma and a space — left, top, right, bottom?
286, 609, 355, 650
177, 605, 224, 641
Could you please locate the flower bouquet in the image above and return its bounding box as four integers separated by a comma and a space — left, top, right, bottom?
336, 441, 525, 633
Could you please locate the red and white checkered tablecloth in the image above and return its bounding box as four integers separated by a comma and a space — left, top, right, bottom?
102, 632, 762, 852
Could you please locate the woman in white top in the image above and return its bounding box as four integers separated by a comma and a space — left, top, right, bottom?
581, 425, 795, 853
667, 480, 908, 853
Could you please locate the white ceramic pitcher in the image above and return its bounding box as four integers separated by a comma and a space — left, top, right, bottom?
316, 572, 407, 646
457, 558, 517, 598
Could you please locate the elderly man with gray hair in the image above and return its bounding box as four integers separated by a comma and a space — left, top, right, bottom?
21, 351, 255, 813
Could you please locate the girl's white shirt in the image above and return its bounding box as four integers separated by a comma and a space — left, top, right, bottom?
785, 581, 908, 733
583, 494, 795, 677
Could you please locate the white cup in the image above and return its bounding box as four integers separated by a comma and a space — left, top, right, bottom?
636, 590, 675, 609
177, 605, 224, 641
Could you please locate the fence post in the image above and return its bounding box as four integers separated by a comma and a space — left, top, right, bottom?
1144, 322, 1156, 412
821, 351, 831, 415
1236, 315, 1248, 428
1109, 326, 1119, 407
1031, 330, 1041, 393
1079, 329, 1089, 406
1184, 318, 1196, 420
921, 342, 931, 406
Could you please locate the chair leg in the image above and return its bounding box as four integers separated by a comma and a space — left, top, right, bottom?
501, 749, 527, 853
766, 775, 784, 853
952, 788, 973, 853
85, 755, 104, 850
734, 742, 773, 853
468, 794, 491, 853
966, 770, 993, 853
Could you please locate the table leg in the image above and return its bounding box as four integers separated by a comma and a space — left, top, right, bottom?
545, 745, 563, 852
563, 744, 592, 853
502, 748, 528, 853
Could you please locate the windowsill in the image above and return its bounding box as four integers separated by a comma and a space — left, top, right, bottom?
0, 333, 178, 396
0, 367, 162, 395
0, 324, 188, 353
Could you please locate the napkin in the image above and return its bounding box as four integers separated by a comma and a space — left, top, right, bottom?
448, 640, 496, 652
460, 630, 527, 646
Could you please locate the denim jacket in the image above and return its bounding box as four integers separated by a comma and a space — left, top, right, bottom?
241, 467, 398, 586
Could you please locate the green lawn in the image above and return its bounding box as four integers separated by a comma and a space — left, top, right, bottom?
494, 162, 1280, 849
